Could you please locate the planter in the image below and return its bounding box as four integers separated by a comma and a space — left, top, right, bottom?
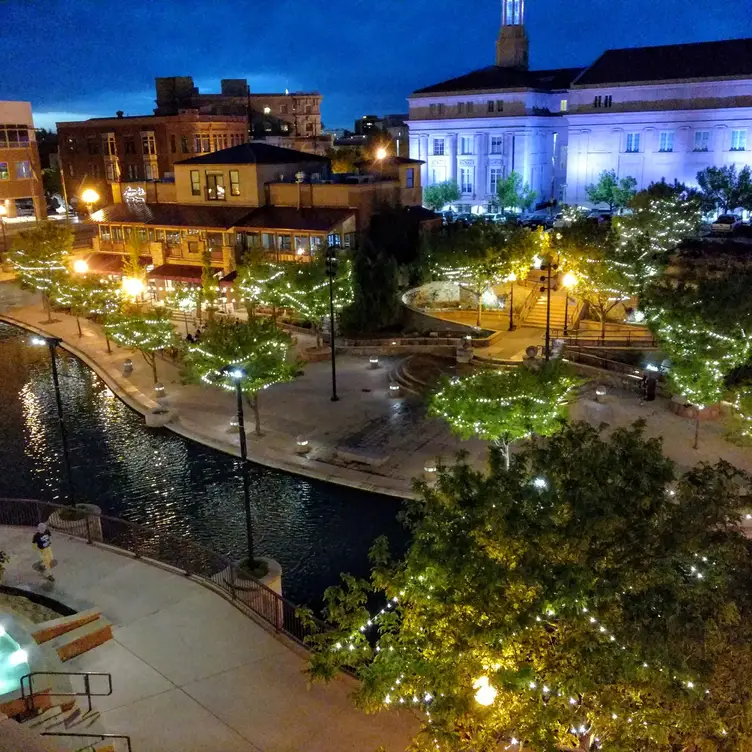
217, 557, 283, 628
48, 503, 103, 542
669, 397, 721, 421
145, 407, 176, 428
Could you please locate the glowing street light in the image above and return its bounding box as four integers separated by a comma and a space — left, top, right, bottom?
375, 147, 388, 161
473, 676, 497, 706
122, 276, 145, 299
80, 187, 99, 217
73, 259, 89, 275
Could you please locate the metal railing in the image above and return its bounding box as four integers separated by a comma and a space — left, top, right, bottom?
551, 330, 658, 348
41, 731, 133, 752
0, 498, 323, 646
21, 671, 112, 714
516, 285, 541, 327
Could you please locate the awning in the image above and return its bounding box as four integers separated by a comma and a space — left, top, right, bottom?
85, 252, 152, 275
220, 270, 237, 287
148, 264, 211, 284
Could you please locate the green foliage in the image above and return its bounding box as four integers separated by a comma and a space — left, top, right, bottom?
9, 221, 73, 297
429, 362, 579, 467
496, 171, 537, 214
122, 235, 147, 283
585, 170, 637, 212
327, 146, 364, 174
42, 166, 62, 196
305, 421, 752, 752
53, 274, 122, 320
424, 181, 461, 212
696, 165, 752, 213
105, 309, 177, 383
234, 250, 288, 317
200, 248, 219, 319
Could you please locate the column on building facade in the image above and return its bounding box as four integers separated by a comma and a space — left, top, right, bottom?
447, 134, 458, 183
475, 132, 488, 208
420, 134, 430, 186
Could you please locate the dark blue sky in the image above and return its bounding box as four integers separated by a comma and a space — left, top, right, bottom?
1, 0, 749, 131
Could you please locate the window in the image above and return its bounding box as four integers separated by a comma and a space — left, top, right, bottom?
433, 138, 445, 156
694, 130, 710, 152
86, 138, 99, 155
190, 170, 201, 196
141, 132, 156, 155
194, 134, 210, 153
466, 102, 474, 114
496, 100, 504, 112
488, 100, 495, 113
460, 167, 473, 194
305, 105, 312, 115
406, 167, 414, 188
166, 230, 181, 247
0, 124, 30, 147
99, 225, 111, 242
230, 169, 240, 196
279, 234, 291, 251
429, 104, 437, 117
124, 139, 135, 155
731, 129, 747, 151
560, 99, 568, 112
170, 134, 176, 153
604, 95, 613, 108
181, 135, 189, 153
328, 233, 342, 247
626, 132, 641, 153
437, 103, 445, 116
310, 236, 323, 253
490, 136, 503, 154
658, 131, 674, 153
280, 104, 289, 115
206, 173, 225, 201
262, 233, 275, 250
457, 102, 465, 115
111, 226, 123, 242
15, 161, 31, 179
460, 136, 473, 155
105, 162, 116, 182
102, 133, 116, 156
0, 162, 8, 180
594, 96, 602, 108
126, 164, 138, 180
144, 162, 155, 180
489, 167, 503, 194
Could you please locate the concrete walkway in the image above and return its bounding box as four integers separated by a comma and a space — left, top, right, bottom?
1, 527, 416, 751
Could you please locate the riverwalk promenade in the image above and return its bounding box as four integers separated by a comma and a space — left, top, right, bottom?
0, 526, 417, 751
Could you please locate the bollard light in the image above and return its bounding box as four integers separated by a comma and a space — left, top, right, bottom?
369, 356, 380, 369
389, 383, 401, 398
595, 386, 607, 403
154, 382, 166, 399
296, 436, 311, 455
123, 358, 133, 375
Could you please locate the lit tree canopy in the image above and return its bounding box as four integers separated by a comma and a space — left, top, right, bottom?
181, 317, 297, 435
424, 181, 461, 212
9, 222, 73, 317
234, 251, 288, 318
105, 309, 177, 384
496, 170, 537, 214
429, 362, 579, 468
53, 273, 122, 336
585, 170, 637, 213
304, 421, 752, 752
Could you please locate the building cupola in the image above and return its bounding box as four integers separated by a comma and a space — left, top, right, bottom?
496, 0, 529, 69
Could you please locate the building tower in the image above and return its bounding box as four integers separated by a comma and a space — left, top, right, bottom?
496, 0, 529, 69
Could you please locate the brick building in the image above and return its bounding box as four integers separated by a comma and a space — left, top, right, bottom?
56, 111, 249, 205
0, 101, 45, 219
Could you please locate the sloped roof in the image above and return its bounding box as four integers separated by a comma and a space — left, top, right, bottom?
96, 203, 254, 228
412, 66, 584, 95
235, 206, 354, 232
175, 142, 330, 166
574, 38, 752, 86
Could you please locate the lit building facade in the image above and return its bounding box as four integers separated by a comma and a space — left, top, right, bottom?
409, 1, 752, 212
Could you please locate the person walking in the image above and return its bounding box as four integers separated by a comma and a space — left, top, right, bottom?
32, 523, 55, 581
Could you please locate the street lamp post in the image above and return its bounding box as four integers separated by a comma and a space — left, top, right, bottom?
80, 188, 99, 219
540, 259, 558, 361
562, 272, 577, 337
223, 367, 255, 565
325, 245, 339, 402
507, 273, 517, 332
32, 335, 75, 504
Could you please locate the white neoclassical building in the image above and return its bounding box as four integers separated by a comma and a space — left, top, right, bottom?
408, 1, 752, 212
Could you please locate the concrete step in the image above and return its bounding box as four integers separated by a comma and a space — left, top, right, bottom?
45, 619, 113, 663
32, 610, 102, 646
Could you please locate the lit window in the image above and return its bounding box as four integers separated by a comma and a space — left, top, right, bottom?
626, 133, 640, 153
694, 130, 710, 152
0, 162, 8, 180
560, 99, 568, 112
206, 173, 225, 201
731, 129, 747, 151
15, 161, 31, 179
141, 131, 156, 156
460, 167, 473, 193
263, 106, 271, 115
144, 162, 154, 180
230, 169, 240, 196
658, 131, 674, 153
460, 136, 473, 155
433, 138, 445, 156
490, 136, 503, 154
406, 168, 414, 188
105, 162, 116, 182
489, 167, 503, 193
190, 170, 200, 196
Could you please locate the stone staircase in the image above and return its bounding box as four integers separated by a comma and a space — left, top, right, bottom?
32, 610, 113, 663
521, 291, 569, 329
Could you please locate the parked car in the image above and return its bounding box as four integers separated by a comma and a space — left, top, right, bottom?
586, 209, 613, 224
484, 212, 506, 223
710, 214, 742, 234
521, 211, 553, 230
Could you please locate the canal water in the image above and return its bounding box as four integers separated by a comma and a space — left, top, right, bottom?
0, 322, 406, 606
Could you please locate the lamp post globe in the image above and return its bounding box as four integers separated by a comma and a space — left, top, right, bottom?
80, 188, 99, 217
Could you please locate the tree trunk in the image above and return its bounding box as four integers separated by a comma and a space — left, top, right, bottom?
600, 308, 606, 342
494, 437, 511, 470
143, 351, 158, 384
42, 293, 52, 323
252, 393, 261, 436
75, 316, 82, 338
476, 294, 483, 328
105, 334, 111, 354
694, 411, 700, 450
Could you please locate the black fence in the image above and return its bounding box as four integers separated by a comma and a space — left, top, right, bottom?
0, 498, 323, 646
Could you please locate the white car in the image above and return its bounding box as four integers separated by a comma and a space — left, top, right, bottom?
711, 214, 742, 234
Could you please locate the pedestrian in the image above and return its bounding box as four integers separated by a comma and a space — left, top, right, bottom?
185, 332, 194, 344
32, 522, 54, 581
194, 328, 202, 342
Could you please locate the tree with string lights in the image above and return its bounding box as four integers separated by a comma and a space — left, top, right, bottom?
181, 317, 297, 436
105, 309, 177, 384
9, 221, 73, 321
429, 362, 579, 469
234, 251, 288, 321
303, 421, 752, 752
53, 273, 121, 337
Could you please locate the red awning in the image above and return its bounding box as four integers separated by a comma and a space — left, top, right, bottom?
85, 252, 152, 276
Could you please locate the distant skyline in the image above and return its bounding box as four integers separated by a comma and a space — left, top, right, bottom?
1, 0, 749, 132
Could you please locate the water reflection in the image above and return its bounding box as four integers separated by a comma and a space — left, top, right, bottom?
0, 322, 406, 605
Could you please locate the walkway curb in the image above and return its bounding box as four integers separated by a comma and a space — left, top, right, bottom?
0, 312, 415, 501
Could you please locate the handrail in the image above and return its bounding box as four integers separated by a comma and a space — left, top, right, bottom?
41, 731, 133, 752
516, 284, 541, 327
0, 498, 325, 646
21, 671, 113, 714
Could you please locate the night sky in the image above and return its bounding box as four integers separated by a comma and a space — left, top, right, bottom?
1, 0, 749, 132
